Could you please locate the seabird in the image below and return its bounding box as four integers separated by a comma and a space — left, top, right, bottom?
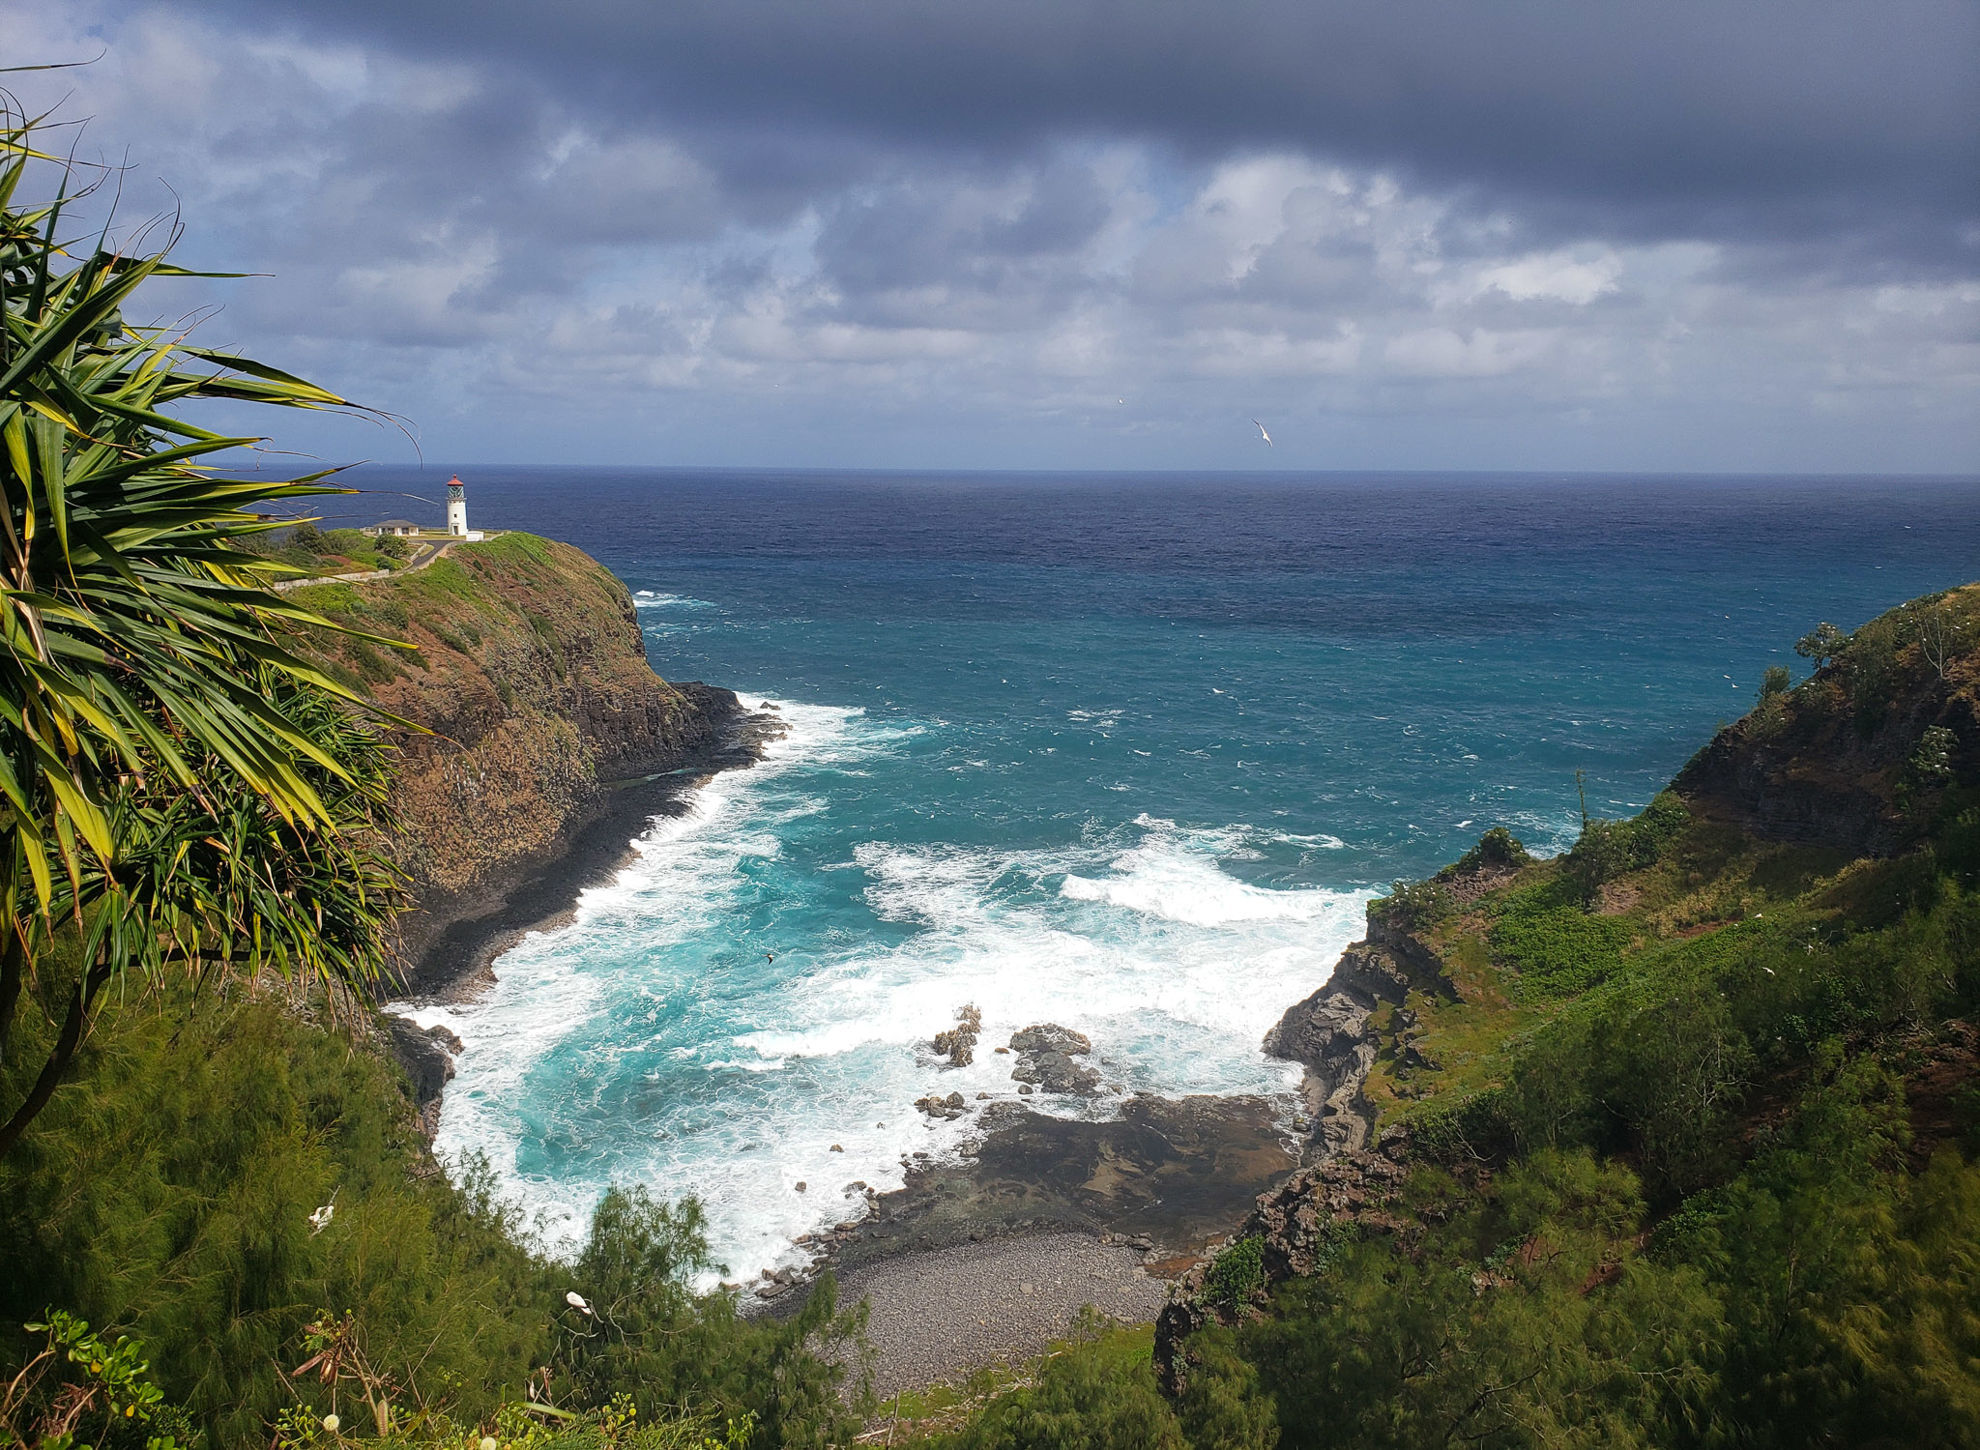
1251, 419, 1273, 447
566, 1291, 593, 1317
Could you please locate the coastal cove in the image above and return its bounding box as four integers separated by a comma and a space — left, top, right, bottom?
342, 469, 1980, 1302
6, 18, 1978, 1438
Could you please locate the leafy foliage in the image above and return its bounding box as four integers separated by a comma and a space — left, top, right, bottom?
0, 105, 404, 1154
0, 981, 865, 1450
1488, 890, 1632, 999
1437, 826, 1531, 880
1370, 879, 1454, 932
1794, 621, 1847, 669
1199, 1239, 1265, 1310
1561, 791, 1688, 905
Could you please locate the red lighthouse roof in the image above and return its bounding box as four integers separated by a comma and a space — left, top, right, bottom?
447, 474, 465, 488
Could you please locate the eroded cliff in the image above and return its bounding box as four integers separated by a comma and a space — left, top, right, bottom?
290, 533, 751, 985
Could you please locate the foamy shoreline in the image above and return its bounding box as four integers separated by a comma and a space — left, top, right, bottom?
404, 689, 1367, 1290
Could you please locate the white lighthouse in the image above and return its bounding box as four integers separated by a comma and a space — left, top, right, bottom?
446, 474, 469, 537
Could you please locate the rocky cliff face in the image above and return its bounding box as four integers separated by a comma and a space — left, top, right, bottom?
1155, 907, 1462, 1390
1261, 915, 1453, 1156
292, 534, 748, 983
1675, 584, 1980, 856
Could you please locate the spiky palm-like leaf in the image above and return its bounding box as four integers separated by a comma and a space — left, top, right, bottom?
0, 105, 406, 1151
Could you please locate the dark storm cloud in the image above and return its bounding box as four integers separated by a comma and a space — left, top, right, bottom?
215, 0, 1979, 245
7, 0, 1973, 472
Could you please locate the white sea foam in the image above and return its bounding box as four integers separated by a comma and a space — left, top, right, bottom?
632, 591, 718, 610
431, 702, 1370, 1283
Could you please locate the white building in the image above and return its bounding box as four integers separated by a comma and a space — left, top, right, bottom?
446, 474, 469, 537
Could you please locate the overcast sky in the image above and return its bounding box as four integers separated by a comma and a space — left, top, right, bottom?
8, 1, 1978, 473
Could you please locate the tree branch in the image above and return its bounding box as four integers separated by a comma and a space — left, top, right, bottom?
0, 954, 110, 1157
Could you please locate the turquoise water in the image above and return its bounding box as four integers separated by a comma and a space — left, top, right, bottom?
371, 469, 1980, 1279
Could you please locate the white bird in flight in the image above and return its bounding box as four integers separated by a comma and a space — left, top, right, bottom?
1251, 418, 1273, 447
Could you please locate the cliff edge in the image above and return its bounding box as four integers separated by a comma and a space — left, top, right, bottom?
290, 533, 758, 990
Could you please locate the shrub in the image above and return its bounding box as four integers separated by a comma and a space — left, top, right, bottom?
1407, 1090, 1518, 1164
1913, 724, 1957, 783
1563, 792, 1688, 903
1203, 1237, 1267, 1309
1372, 879, 1455, 932
1794, 621, 1848, 669
951, 1311, 1186, 1450
1438, 826, 1532, 880
1758, 664, 1791, 701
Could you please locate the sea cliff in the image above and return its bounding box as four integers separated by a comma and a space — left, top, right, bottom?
290, 533, 764, 992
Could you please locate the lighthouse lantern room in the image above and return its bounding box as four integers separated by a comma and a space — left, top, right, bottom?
446, 474, 469, 537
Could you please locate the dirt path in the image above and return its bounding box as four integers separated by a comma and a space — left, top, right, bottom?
271, 537, 460, 592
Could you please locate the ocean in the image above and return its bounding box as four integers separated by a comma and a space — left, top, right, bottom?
363, 468, 1980, 1281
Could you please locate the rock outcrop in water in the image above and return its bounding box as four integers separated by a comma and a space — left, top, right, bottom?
933, 1005, 983, 1067
1008, 1023, 1101, 1096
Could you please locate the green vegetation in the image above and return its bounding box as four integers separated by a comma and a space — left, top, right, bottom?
0, 108, 405, 1158
0, 981, 867, 1450
1485, 883, 1631, 998
237, 524, 414, 580
1436, 826, 1531, 880
1199, 1239, 1265, 1310
896, 588, 1980, 1448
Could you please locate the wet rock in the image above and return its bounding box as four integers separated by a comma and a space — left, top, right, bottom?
812, 1094, 1298, 1279
933, 1004, 983, 1067
916, 1094, 969, 1121
830, 1143, 844, 1151
794, 1181, 807, 1193
1011, 1024, 1091, 1056
1008, 1023, 1101, 1096
383, 1017, 458, 1139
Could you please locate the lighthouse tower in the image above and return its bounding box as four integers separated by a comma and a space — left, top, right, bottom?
446, 474, 469, 537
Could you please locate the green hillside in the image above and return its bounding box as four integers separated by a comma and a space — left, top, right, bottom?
923, 585, 1980, 1449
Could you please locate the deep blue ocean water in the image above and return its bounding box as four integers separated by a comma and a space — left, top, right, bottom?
363, 469, 1979, 1276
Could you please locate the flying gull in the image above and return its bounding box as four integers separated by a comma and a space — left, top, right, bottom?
1251, 419, 1273, 447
